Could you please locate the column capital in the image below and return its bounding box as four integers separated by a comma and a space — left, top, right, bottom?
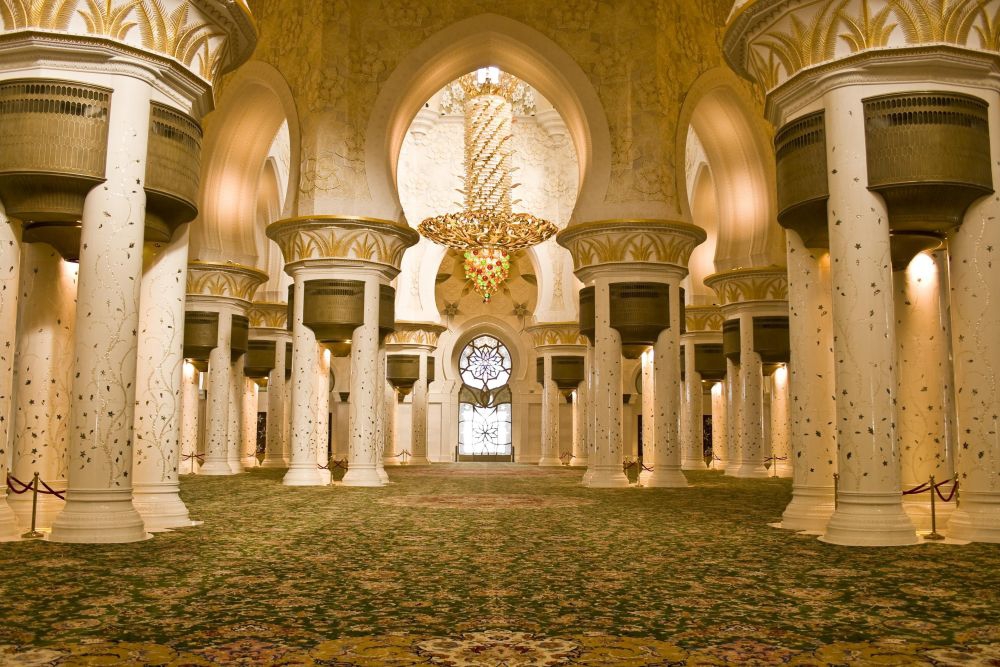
384, 322, 447, 351
685, 305, 725, 334
704, 266, 789, 317
526, 323, 589, 353
248, 301, 288, 330
556, 219, 706, 282
186, 261, 267, 310
266, 215, 419, 278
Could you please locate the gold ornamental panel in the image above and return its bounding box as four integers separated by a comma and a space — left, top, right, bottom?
145, 102, 202, 242
609, 282, 671, 359
694, 343, 727, 381
704, 266, 789, 307
302, 279, 365, 344
556, 219, 707, 273
231, 314, 249, 359
379, 284, 396, 340
186, 261, 268, 302
752, 316, 791, 364
244, 339, 277, 378
527, 323, 588, 349
864, 91, 993, 235
266, 216, 419, 271
386, 354, 420, 395
384, 322, 447, 348
182, 310, 219, 362
775, 111, 829, 248
578, 286, 595, 345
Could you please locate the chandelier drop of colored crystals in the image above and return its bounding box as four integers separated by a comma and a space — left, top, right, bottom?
418, 67, 557, 302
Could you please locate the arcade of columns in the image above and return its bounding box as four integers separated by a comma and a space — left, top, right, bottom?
0, 0, 998, 549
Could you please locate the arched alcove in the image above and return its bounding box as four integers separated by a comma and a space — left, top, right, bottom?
193, 61, 300, 268
677, 68, 783, 274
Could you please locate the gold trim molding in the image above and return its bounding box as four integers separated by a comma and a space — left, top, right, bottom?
704, 266, 789, 307
186, 261, 267, 301
556, 219, 707, 272
266, 216, 419, 270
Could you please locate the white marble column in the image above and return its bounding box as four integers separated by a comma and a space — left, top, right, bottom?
711, 381, 727, 471
571, 379, 588, 467
644, 285, 687, 488
895, 252, 956, 530
8, 245, 75, 530
316, 348, 332, 484
200, 312, 232, 475
343, 277, 385, 487
820, 86, 917, 547
724, 359, 742, 476
682, 339, 707, 470
240, 378, 258, 469
179, 363, 200, 475
410, 353, 431, 465
284, 275, 324, 486
770, 367, 792, 478
946, 93, 1000, 542
227, 354, 246, 474
132, 225, 196, 530
50, 76, 152, 543
539, 354, 563, 466
582, 347, 597, 485
0, 211, 19, 541
261, 339, 288, 468
585, 279, 629, 487
781, 235, 837, 531
637, 349, 655, 484
734, 312, 768, 478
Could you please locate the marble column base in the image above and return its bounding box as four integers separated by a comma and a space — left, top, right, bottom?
179, 460, 200, 475
260, 457, 287, 469
199, 459, 236, 476
228, 460, 244, 475
537, 457, 563, 467
282, 464, 325, 486
383, 457, 403, 466
132, 483, 198, 532
342, 464, 385, 487
710, 459, 727, 472
638, 468, 653, 485
0, 500, 21, 541
779, 485, 835, 532
774, 462, 794, 478
641, 468, 689, 488
240, 456, 259, 469
408, 456, 431, 465
377, 465, 389, 484
723, 462, 741, 476
681, 456, 708, 471
902, 496, 955, 533
48, 490, 148, 544
569, 456, 588, 467
318, 469, 332, 485
731, 462, 770, 479
946, 491, 1000, 543
8, 489, 66, 532
819, 492, 918, 547
584, 466, 630, 488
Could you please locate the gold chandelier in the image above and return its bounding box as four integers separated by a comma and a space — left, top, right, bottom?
418, 68, 557, 302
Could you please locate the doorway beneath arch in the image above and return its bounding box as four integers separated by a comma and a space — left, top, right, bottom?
457, 335, 514, 462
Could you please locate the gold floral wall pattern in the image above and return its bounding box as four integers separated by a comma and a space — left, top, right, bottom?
245, 0, 748, 214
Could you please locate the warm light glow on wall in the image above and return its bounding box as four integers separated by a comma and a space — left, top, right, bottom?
773, 364, 788, 386
711, 381, 723, 397
183, 361, 197, 378
323, 348, 332, 364
906, 251, 937, 284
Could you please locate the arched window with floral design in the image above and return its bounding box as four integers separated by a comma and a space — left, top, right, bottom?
458, 335, 513, 459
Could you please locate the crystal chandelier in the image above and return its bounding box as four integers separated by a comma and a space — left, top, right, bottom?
418, 67, 557, 302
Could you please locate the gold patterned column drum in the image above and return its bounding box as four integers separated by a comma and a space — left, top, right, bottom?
775, 111, 829, 248
145, 103, 202, 242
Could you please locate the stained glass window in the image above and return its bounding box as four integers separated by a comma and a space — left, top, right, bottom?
458, 336, 513, 457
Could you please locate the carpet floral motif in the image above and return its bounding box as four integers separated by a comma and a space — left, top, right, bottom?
0, 467, 998, 665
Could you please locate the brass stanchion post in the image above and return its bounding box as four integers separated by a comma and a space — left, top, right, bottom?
926, 474, 945, 541
21, 472, 44, 539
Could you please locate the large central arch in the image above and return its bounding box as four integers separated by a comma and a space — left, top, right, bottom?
366, 13, 612, 226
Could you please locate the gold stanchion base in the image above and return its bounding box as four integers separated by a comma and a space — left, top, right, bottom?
20, 530, 44, 539
923, 531, 946, 541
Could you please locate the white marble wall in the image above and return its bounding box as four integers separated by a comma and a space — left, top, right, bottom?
200, 311, 232, 475
638, 350, 655, 484
315, 350, 331, 484
711, 382, 727, 471
571, 379, 588, 467
227, 354, 246, 474
539, 354, 562, 466
241, 378, 258, 469
770, 368, 792, 478
261, 338, 290, 467
50, 76, 153, 544
179, 363, 200, 475
0, 211, 19, 540
9, 245, 76, 530
682, 338, 707, 470
724, 359, 742, 476
820, 86, 916, 546
132, 226, 194, 530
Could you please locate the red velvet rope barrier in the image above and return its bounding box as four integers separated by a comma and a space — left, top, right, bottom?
318, 463, 330, 470
902, 481, 932, 495
935, 478, 959, 503
331, 459, 349, 470
182, 453, 205, 463
5, 474, 65, 499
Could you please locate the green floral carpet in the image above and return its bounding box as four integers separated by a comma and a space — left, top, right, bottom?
1, 465, 999, 665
